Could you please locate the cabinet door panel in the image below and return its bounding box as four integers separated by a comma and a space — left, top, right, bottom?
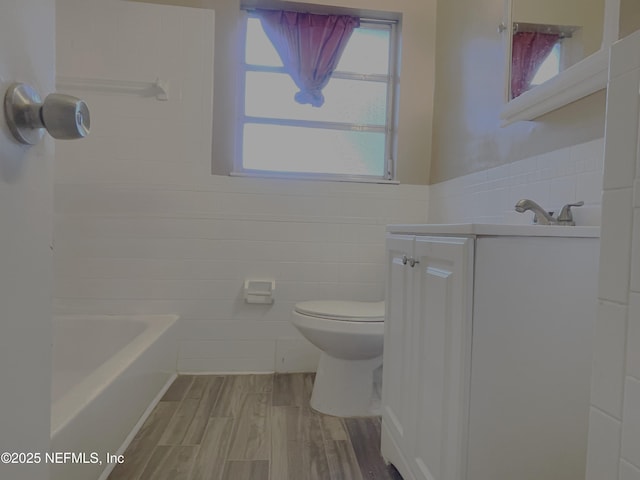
382, 235, 415, 452
411, 237, 473, 480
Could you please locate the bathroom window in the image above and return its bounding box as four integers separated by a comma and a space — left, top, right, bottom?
234, 11, 398, 182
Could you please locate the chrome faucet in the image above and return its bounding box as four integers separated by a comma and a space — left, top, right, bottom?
515, 199, 584, 225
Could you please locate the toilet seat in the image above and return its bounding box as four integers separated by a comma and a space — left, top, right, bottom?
294, 300, 384, 322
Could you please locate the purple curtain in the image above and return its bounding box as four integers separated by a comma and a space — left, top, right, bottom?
511, 31, 560, 99
257, 10, 359, 107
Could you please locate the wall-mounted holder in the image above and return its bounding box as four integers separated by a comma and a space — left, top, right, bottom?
4, 82, 90, 145
244, 279, 275, 305
56, 76, 170, 101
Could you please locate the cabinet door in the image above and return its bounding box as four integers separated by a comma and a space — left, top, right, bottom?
410, 236, 473, 480
382, 235, 416, 454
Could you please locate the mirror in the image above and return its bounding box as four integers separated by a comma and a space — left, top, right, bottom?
509, 0, 605, 99
501, 0, 619, 124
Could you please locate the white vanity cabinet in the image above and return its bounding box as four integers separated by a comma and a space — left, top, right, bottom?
381, 224, 600, 480
382, 234, 474, 480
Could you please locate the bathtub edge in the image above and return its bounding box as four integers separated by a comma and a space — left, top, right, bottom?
96, 372, 178, 480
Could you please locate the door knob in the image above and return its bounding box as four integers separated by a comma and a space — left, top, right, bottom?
4, 82, 90, 145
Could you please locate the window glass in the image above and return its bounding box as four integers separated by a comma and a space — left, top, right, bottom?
336, 26, 390, 74
239, 14, 396, 181
245, 71, 388, 125
245, 18, 283, 67
531, 42, 561, 86
243, 123, 386, 176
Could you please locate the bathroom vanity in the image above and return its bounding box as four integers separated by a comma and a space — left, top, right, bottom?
381, 224, 600, 480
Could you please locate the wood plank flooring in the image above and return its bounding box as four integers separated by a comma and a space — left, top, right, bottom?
108, 373, 402, 480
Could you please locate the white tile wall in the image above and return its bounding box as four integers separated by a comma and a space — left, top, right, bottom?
603, 69, 640, 190
428, 138, 605, 226
629, 294, 640, 381
631, 210, 640, 293
53, 0, 429, 372
599, 188, 634, 304
587, 28, 640, 477
585, 407, 622, 480
620, 459, 640, 480
592, 300, 629, 418
622, 377, 640, 468
274, 339, 322, 373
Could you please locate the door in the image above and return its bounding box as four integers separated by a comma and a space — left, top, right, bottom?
0, 1, 55, 479
381, 235, 416, 459
410, 236, 473, 480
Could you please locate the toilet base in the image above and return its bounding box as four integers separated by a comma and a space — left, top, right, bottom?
310, 352, 383, 417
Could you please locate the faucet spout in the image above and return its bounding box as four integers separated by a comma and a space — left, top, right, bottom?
514, 199, 555, 225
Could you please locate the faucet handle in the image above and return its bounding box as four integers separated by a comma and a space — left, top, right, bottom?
557, 201, 584, 224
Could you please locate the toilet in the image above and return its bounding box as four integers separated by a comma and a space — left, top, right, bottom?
291, 300, 385, 417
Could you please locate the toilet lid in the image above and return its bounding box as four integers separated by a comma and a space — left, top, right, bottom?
294, 300, 385, 322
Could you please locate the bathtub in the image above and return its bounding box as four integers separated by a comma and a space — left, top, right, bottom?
50, 314, 178, 480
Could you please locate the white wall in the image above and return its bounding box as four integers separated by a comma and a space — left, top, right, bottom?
584, 29, 640, 480
428, 137, 604, 226
513, 0, 604, 60
134, 0, 437, 184
430, 0, 606, 184
54, 0, 428, 373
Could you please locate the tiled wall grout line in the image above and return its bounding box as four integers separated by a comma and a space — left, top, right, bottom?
592, 403, 624, 422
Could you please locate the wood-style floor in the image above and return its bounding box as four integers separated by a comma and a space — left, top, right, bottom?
107, 373, 403, 480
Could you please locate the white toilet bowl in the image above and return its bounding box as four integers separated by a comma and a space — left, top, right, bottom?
292, 300, 385, 417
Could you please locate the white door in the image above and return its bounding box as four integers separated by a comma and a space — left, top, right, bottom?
411, 236, 473, 480
381, 234, 416, 470
0, 1, 55, 479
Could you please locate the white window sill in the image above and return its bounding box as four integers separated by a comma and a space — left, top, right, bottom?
229, 171, 400, 185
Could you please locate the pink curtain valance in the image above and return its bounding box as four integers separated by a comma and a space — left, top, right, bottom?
257, 9, 360, 107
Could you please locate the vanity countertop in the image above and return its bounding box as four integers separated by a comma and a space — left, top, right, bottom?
386, 223, 600, 238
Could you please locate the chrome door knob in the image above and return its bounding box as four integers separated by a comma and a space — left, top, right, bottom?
41, 93, 90, 140
4, 82, 90, 145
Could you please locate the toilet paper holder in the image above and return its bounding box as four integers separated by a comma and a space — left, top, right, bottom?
244, 279, 275, 304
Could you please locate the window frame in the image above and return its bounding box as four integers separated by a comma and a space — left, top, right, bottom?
233, 9, 399, 183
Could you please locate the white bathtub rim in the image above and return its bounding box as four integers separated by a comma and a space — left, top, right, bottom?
96, 372, 177, 480
51, 314, 178, 437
